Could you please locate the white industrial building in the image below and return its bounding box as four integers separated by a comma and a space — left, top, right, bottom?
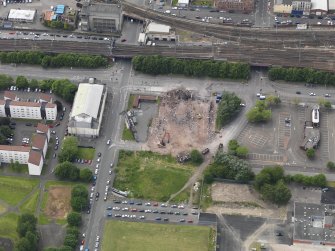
0, 123, 49, 176
8, 9, 36, 23
68, 83, 107, 137
145, 22, 176, 42
0, 92, 57, 121
310, 0, 328, 15
178, 0, 189, 6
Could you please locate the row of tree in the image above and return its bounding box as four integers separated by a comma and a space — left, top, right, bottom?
55, 161, 93, 182
16, 214, 39, 251
204, 152, 254, 183
0, 51, 108, 69
132, 55, 250, 80
44, 212, 82, 251
0, 74, 77, 102
216, 92, 242, 129
58, 137, 79, 163
43, 20, 75, 31
268, 67, 335, 86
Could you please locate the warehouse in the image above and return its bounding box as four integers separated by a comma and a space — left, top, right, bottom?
68, 82, 107, 137
8, 9, 36, 23
145, 22, 176, 42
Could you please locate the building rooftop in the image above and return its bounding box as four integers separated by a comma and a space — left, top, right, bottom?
10, 101, 41, 107
28, 150, 42, 166
45, 103, 56, 108
4, 91, 17, 100
146, 22, 171, 34
36, 123, 49, 134
0, 145, 30, 152
311, 0, 328, 11
294, 202, 335, 244
0, 100, 5, 105
31, 134, 46, 150
38, 93, 52, 103
71, 83, 104, 119
83, 3, 121, 16
8, 9, 36, 21
43, 10, 54, 21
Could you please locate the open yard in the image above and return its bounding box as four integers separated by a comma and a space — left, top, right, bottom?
102, 221, 214, 251
19, 189, 40, 214
77, 147, 95, 160
0, 176, 38, 206
0, 213, 19, 242
113, 150, 194, 201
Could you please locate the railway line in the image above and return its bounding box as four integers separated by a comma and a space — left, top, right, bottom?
0, 38, 334, 72
122, 2, 335, 46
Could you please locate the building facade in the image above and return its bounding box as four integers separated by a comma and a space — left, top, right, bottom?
28, 150, 43, 176
0, 146, 30, 164
80, 3, 123, 33
292, 0, 311, 15
0, 92, 57, 121
215, 0, 255, 13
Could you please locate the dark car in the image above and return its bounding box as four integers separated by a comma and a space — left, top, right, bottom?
25, 123, 32, 126
121, 39, 127, 42
202, 148, 210, 155
98, 152, 102, 157
55, 122, 60, 127
155, 217, 161, 221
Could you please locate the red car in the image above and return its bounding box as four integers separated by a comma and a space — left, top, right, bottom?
187, 220, 193, 223
153, 202, 158, 207
81, 239, 85, 245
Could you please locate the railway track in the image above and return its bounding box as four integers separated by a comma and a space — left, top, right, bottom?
0, 38, 334, 72
122, 2, 335, 46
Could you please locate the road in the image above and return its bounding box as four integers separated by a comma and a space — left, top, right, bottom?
3, 62, 335, 250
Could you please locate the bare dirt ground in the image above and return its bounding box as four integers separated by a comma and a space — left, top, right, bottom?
207, 182, 287, 219
45, 186, 71, 219
147, 89, 216, 156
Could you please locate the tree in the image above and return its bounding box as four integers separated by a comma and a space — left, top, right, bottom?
17, 213, 37, 238
0, 125, 13, 137
79, 168, 93, 182
54, 100, 63, 112
16, 237, 32, 251
66, 227, 80, 238
15, 76, 29, 89
327, 161, 335, 171
254, 165, 285, 191
67, 212, 82, 227
71, 185, 88, 212
58, 136, 79, 163
29, 79, 39, 89
246, 101, 272, 123
265, 95, 281, 106
236, 146, 249, 158
306, 148, 315, 159
190, 149, 203, 165
272, 180, 292, 205
55, 161, 79, 181
324, 101, 332, 109
228, 139, 239, 155
216, 92, 242, 128
63, 234, 77, 249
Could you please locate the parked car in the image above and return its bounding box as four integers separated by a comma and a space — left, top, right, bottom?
202, 148, 209, 155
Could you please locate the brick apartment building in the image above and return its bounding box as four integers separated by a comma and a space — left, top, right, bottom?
214, 0, 255, 13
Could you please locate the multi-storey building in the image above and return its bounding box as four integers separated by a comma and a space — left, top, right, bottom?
214, 0, 255, 13
0, 145, 30, 164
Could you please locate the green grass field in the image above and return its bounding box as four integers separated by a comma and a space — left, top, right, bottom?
102, 221, 213, 251
19, 189, 40, 214
122, 127, 135, 141
77, 147, 96, 160
0, 176, 39, 206
114, 151, 194, 201
0, 213, 19, 242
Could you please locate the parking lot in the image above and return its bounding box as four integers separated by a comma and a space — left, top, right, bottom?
104, 199, 199, 224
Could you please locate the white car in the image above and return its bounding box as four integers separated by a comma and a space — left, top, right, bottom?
96, 236, 100, 242
110, 163, 113, 168
309, 93, 316, 96
95, 169, 98, 175
113, 207, 120, 211
178, 205, 185, 209
107, 139, 111, 145
106, 180, 110, 185
109, 170, 112, 175
105, 186, 109, 192
96, 164, 99, 168
97, 158, 100, 162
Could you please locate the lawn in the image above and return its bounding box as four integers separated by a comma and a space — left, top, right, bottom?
113, 151, 194, 201
0, 176, 39, 206
101, 221, 213, 251
127, 94, 136, 110
122, 127, 135, 141
19, 189, 40, 214
0, 213, 19, 242
77, 147, 95, 160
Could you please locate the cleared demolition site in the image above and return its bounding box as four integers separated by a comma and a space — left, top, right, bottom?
146, 89, 216, 156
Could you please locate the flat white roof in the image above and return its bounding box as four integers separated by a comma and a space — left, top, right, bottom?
178, 0, 189, 4
8, 9, 36, 21
146, 22, 170, 34
71, 83, 104, 119
329, 0, 335, 10
138, 33, 146, 43
311, 0, 328, 11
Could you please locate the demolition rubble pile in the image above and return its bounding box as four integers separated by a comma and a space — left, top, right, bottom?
147, 88, 216, 156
